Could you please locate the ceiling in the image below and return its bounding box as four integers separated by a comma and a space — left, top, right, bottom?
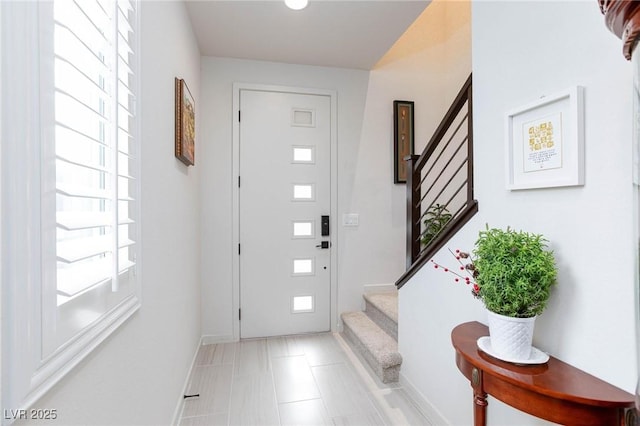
184, 1, 430, 70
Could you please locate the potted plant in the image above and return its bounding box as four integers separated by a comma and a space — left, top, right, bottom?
433, 226, 557, 362
421, 204, 452, 247
474, 226, 557, 318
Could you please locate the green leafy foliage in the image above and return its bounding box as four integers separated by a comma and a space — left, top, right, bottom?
473, 226, 557, 318
421, 204, 452, 246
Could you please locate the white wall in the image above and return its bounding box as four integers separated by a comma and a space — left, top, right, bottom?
25, 2, 202, 424
374, 0, 471, 153
399, 2, 637, 425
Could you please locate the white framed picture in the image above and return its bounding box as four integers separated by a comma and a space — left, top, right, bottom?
505, 86, 584, 190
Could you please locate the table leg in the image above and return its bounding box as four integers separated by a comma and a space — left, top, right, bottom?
471, 367, 488, 426
474, 389, 488, 426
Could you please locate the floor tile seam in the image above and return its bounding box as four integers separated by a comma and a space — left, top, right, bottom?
277, 396, 327, 406
390, 387, 437, 426
269, 352, 305, 359
333, 332, 404, 425
195, 357, 235, 364
307, 359, 347, 368
309, 363, 376, 420
274, 352, 325, 407
179, 410, 228, 420
278, 393, 334, 423
304, 337, 348, 423
192, 363, 229, 372
193, 362, 234, 369
223, 353, 236, 426
316, 397, 333, 425
326, 334, 398, 419
266, 339, 284, 426
311, 361, 375, 417
303, 346, 348, 367
266, 336, 306, 359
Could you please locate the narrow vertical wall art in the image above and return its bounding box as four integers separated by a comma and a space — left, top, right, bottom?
394, 100, 414, 183
175, 78, 195, 166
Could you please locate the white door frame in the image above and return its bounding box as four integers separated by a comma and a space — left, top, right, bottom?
231, 83, 338, 340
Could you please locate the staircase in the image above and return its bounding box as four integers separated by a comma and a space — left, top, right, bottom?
340, 291, 402, 383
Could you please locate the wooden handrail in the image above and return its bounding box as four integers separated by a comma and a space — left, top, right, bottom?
405, 154, 421, 269
397, 201, 477, 288
415, 75, 473, 171
397, 74, 477, 289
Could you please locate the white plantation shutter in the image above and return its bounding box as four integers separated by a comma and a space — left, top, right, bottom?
2, 0, 141, 412
54, 0, 137, 300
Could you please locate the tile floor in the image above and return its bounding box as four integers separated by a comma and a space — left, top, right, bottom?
178, 332, 432, 426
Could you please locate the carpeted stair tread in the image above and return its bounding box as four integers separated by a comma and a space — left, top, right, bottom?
341, 311, 402, 383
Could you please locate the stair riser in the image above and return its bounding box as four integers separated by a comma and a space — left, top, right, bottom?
365, 299, 398, 341
342, 320, 401, 384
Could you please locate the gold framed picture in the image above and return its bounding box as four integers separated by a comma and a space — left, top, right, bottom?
175, 78, 195, 166
393, 100, 414, 183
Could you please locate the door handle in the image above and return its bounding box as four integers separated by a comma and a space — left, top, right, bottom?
316, 241, 330, 249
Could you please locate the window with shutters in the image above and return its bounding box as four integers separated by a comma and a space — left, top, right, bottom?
1, 0, 141, 414
50, 0, 139, 346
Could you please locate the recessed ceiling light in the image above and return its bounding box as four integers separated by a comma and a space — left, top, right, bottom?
285, 0, 308, 11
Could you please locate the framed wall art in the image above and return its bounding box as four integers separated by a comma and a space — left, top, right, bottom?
394, 100, 414, 184
175, 77, 195, 166
505, 86, 584, 190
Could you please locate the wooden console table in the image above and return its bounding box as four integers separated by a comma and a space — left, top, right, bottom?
452, 322, 636, 426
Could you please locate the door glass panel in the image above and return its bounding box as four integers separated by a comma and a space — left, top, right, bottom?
292, 295, 314, 312
292, 146, 315, 164
292, 184, 314, 201
292, 258, 314, 275
292, 221, 314, 238
291, 109, 315, 127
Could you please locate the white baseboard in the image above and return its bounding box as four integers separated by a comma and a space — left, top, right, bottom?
172, 334, 240, 423
171, 336, 204, 425
363, 283, 397, 294
201, 334, 237, 346
399, 372, 451, 425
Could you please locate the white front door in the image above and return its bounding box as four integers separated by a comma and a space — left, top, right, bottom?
239, 89, 332, 338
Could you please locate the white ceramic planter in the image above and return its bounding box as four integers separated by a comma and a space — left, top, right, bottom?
487, 310, 536, 361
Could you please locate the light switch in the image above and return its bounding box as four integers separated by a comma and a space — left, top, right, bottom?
343, 213, 359, 227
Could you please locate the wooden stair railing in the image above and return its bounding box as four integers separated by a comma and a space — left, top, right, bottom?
396, 74, 478, 289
